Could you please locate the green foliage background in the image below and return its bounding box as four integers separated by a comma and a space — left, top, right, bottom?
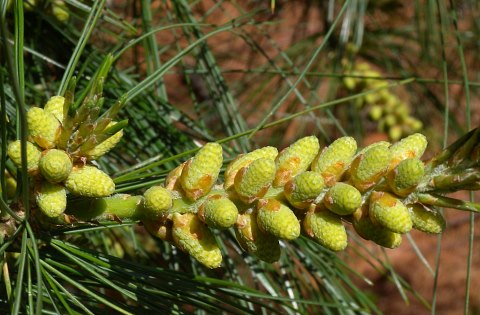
0, 0, 479, 314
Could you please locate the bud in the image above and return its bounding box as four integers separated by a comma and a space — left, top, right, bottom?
180, 143, 223, 200
234, 158, 276, 203
257, 199, 300, 240
349, 144, 392, 192
284, 171, 325, 209
387, 158, 424, 196
273, 136, 319, 187
311, 136, 357, 185
323, 182, 362, 216
172, 213, 222, 269
65, 165, 115, 197
224, 146, 278, 190
7, 140, 42, 172
408, 204, 446, 234
39, 149, 72, 183
303, 209, 347, 251
369, 192, 412, 234
389, 133, 427, 170
352, 209, 402, 249
235, 212, 281, 263
27, 107, 61, 149
143, 186, 173, 218
43, 96, 65, 123
36, 182, 67, 218
198, 195, 238, 230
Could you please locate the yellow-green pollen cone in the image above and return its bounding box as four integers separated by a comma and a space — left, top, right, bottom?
323, 182, 362, 216
172, 213, 222, 269
311, 136, 357, 185
303, 209, 348, 251
39, 149, 73, 183
180, 143, 223, 201
27, 107, 61, 149
389, 133, 427, 170
36, 182, 67, 218
65, 165, 115, 198
369, 192, 412, 234
273, 136, 319, 187
43, 95, 65, 123
349, 143, 392, 192
257, 199, 300, 240
224, 146, 278, 190
387, 157, 424, 197
234, 157, 276, 203
198, 195, 238, 230
408, 204, 446, 234
143, 186, 173, 218
7, 140, 42, 172
352, 208, 402, 249
235, 212, 281, 263
86, 122, 124, 160
284, 171, 325, 209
